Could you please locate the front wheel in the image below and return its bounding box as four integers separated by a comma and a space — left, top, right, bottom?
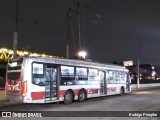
119, 87, 125, 96
64, 90, 73, 104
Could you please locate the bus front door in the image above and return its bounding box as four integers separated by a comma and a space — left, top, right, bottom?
45, 65, 58, 101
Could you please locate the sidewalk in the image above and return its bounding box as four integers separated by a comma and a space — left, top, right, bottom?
0, 90, 20, 108
0, 86, 160, 107
0, 90, 6, 102
131, 86, 160, 91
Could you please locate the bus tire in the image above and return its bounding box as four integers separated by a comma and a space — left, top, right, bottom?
78, 89, 87, 102
120, 87, 125, 96
64, 90, 74, 104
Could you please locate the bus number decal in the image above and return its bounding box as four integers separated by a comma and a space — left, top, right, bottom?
64, 81, 73, 85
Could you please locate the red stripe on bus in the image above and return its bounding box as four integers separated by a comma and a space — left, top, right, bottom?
73, 89, 79, 96
59, 88, 99, 98
107, 87, 116, 92
60, 88, 99, 96
87, 88, 99, 94
59, 90, 66, 97
31, 92, 45, 100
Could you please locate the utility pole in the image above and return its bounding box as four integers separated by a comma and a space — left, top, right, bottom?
137, 44, 140, 88
66, 9, 70, 59
70, 10, 76, 57
77, 2, 82, 51
66, 12, 69, 59
13, 0, 19, 59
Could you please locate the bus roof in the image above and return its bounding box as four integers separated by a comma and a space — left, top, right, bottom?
17, 56, 128, 71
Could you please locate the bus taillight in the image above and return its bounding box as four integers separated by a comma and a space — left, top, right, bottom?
4, 82, 7, 94
22, 81, 28, 97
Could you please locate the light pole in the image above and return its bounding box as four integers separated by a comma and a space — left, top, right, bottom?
137, 44, 141, 88
66, 11, 70, 59
13, 0, 19, 59
76, 2, 82, 51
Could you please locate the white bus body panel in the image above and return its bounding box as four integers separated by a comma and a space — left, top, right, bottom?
6, 57, 131, 103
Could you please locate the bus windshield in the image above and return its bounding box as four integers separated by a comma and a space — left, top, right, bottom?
7, 72, 21, 80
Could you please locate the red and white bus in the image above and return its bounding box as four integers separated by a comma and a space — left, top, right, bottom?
5, 56, 131, 104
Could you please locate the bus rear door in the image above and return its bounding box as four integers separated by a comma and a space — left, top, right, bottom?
99, 71, 106, 95
45, 64, 59, 102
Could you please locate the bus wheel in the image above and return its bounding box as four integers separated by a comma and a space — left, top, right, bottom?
78, 89, 87, 102
120, 87, 125, 96
64, 90, 74, 104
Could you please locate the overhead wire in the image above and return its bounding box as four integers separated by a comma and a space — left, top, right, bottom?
0, 0, 99, 54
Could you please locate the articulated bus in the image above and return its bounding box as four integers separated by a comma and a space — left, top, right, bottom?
5, 56, 131, 104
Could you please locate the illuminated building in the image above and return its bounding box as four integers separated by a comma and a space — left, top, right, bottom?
0, 47, 63, 62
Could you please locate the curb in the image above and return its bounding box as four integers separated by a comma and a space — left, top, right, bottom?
0, 100, 22, 108
0, 99, 10, 105
132, 86, 160, 91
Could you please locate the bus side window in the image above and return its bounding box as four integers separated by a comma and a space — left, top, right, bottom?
76, 67, 88, 80
108, 70, 114, 83
61, 66, 75, 80
88, 69, 99, 81
114, 71, 120, 83
120, 72, 125, 83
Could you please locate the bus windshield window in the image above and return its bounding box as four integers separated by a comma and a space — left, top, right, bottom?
7, 72, 20, 80
32, 63, 44, 78
32, 63, 45, 86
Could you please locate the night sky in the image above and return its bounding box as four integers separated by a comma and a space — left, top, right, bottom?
1, 0, 160, 65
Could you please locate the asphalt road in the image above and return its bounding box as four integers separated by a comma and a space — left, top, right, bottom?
1, 88, 160, 120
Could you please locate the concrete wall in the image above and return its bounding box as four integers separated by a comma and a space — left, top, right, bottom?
131, 83, 160, 89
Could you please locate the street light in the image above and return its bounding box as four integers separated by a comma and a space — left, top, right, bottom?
78, 51, 87, 59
